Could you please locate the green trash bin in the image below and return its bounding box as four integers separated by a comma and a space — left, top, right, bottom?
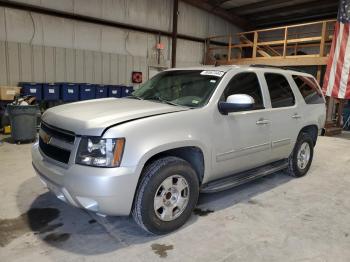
7, 104, 39, 143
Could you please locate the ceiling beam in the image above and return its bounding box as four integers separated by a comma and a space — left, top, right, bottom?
253, 10, 337, 28
181, 0, 251, 29
208, 0, 231, 8
247, 0, 338, 20
230, 0, 307, 15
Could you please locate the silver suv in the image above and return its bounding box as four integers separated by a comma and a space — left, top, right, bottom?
32, 65, 326, 234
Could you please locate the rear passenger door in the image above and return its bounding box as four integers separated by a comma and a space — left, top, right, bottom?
262, 72, 301, 161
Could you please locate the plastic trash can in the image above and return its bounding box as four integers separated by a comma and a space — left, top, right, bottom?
7, 104, 39, 143
95, 85, 108, 98
108, 85, 122, 98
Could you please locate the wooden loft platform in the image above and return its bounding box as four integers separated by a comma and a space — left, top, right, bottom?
205, 19, 336, 68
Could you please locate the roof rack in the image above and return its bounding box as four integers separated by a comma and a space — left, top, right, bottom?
249, 64, 306, 73
250, 64, 283, 69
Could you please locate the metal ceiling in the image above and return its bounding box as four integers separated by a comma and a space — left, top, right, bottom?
182, 0, 339, 29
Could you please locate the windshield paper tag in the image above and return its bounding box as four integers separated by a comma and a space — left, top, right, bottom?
200, 70, 224, 77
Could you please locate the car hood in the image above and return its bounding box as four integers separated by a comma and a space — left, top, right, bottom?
42, 98, 188, 136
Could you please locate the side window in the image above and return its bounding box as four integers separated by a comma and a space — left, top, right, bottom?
223, 72, 264, 110
292, 75, 324, 104
265, 73, 295, 108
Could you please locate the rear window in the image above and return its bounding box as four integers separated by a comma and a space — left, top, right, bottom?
292, 75, 324, 104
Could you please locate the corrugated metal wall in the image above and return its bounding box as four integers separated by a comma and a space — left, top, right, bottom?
0, 41, 148, 85
0, 0, 241, 86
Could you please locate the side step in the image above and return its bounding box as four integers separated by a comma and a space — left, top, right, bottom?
200, 159, 288, 193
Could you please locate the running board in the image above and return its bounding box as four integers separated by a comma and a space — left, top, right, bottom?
200, 159, 288, 193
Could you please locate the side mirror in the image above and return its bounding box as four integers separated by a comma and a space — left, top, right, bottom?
218, 94, 255, 115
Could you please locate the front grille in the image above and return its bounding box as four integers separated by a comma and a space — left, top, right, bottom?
41, 122, 75, 143
39, 137, 71, 164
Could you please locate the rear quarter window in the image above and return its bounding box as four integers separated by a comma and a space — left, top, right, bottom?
292, 75, 324, 104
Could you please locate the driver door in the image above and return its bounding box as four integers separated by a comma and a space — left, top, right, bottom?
212, 71, 272, 179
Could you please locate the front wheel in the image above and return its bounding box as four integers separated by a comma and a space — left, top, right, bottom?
286, 132, 314, 177
132, 156, 199, 235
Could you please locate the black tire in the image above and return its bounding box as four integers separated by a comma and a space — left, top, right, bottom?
286, 132, 314, 177
132, 156, 199, 235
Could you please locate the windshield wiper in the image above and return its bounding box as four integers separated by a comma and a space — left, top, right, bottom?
147, 96, 182, 107
161, 100, 182, 107
125, 94, 143, 100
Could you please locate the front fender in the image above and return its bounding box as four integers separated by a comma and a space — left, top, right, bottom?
136, 139, 210, 176
103, 109, 214, 183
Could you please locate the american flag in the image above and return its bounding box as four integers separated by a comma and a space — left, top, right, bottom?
323, 0, 350, 99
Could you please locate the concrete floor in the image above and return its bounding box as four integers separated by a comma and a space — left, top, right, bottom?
0, 133, 350, 262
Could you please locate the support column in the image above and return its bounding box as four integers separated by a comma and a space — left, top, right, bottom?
252, 31, 258, 58
171, 0, 179, 68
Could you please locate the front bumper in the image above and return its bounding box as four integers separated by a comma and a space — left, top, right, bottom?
31, 142, 139, 216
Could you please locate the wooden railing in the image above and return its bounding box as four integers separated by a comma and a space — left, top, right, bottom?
205, 19, 336, 67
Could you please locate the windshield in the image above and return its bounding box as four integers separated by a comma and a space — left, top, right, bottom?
131, 70, 224, 108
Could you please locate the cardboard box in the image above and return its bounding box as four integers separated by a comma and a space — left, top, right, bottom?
0, 86, 21, 101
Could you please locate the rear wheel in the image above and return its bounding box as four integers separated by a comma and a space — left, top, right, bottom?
132, 156, 199, 235
286, 132, 314, 177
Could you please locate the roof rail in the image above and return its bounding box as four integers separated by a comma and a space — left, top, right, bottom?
249, 64, 306, 73
250, 64, 283, 69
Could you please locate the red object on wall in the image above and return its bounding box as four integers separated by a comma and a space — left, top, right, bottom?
156, 43, 165, 50
132, 71, 143, 84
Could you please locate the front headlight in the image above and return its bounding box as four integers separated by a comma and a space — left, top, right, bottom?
76, 137, 125, 167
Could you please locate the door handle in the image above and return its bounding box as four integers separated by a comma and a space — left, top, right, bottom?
256, 119, 270, 125
292, 114, 302, 119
